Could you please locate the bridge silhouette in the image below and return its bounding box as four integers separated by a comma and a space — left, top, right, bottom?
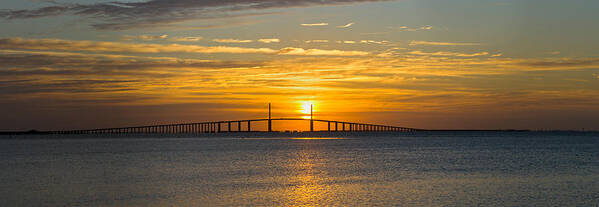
46, 103, 420, 135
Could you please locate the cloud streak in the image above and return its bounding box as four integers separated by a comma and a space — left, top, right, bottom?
407, 50, 489, 57
0, 0, 390, 30
409, 41, 481, 46
168, 36, 203, 42
301, 23, 329, 26
122, 34, 169, 41
395, 25, 433, 32
278, 47, 369, 56
337, 22, 354, 28
305, 40, 329, 43
258, 38, 280, 43
0, 37, 368, 56
213, 39, 254, 43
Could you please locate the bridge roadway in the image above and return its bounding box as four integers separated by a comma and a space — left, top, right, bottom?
48, 118, 420, 134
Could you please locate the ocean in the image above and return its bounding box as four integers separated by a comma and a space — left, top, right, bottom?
1, 131, 598, 206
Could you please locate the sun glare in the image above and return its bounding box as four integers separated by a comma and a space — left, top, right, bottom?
298, 101, 315, 119
300, 102, 312, 114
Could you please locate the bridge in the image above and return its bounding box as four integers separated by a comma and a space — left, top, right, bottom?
44, 103, 420, 135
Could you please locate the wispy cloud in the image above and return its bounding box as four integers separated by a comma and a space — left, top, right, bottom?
278, 47, 369, 56
305, 40, 329, 43
0, 37, 273, 54
168, 36, 203, 42
394, 25, 434, 32
0, 37, 368, 57
301, 23, 329, 26
409, 41, 481, 46
360, 40, 389, 44
335, 40, 389, 44
0, 49, 261, 76
519, 58, 599, 69
408, 50, 489, 57
258, 38, 280, 43
337, 22, 355, 28
122, 34, 168, 41
420, 26, 433, 30
0, 0, 389, 30
213, 39, 254, 43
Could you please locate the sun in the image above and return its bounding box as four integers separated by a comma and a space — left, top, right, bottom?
298, 101, 316, 115
300, 102, 312, 114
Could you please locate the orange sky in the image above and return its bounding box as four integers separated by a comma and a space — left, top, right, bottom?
1, 0, 599, 131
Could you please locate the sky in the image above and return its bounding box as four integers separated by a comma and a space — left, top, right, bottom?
1, 0, 599, 131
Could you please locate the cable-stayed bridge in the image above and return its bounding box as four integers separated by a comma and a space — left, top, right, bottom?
19, 103, 421, 135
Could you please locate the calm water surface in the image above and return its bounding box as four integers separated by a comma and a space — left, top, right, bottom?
1, 132, 598, 206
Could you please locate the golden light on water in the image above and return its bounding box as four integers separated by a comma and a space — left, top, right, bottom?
284, 144, 332, 206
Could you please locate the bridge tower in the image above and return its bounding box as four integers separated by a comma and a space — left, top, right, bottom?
310, 104, 313, 132
268, 103, 272, 132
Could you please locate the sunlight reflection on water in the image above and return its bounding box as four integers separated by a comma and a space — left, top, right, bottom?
1, 132, 599, 206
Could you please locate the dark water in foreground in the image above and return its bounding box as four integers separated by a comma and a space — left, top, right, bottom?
1, 132, 598, 206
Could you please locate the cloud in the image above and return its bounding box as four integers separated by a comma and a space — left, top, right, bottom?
0, 49, 262, 74
336, 40, 388, 44
213, 39, 254, 43
337, 22, 355, 28
258, 38, 280, 43
409, 41, 481, 46
121, 34, 168, 41
519, 58, 599, 69
0, 0, 390, 30
168, 36, 203, 42
395, 25, 434, 32
360, 40, 389, 44
376, 47, 407, 57
408, 50, 489, 57
549, 51, 561, 55
301, 23, 329, 26
278, 47, 369, 56
420, 26, 433, 30
0, 37, 274, 54
0, 37, 368, 57
305, 40, 329, 43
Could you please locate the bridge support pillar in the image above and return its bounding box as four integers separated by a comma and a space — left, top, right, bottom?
328, 121, 330, 132
228, 122, 231, 132
247, 121, 251, 132
268, 119, 272, 132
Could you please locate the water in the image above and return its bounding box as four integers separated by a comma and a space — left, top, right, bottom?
1, 132, 598, 206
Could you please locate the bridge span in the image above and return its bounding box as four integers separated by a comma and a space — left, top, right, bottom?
47, 117, 419, 135
42, 103, 420, 134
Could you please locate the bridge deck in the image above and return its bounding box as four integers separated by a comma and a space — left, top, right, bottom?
43, 117, 420, 134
